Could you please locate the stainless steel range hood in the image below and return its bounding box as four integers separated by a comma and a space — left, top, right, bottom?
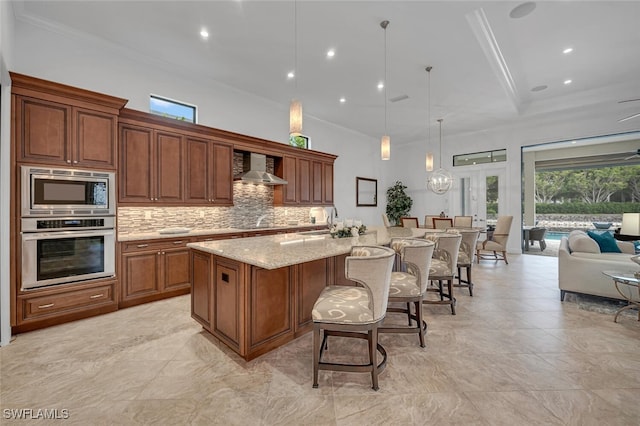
236, 153, 287, 185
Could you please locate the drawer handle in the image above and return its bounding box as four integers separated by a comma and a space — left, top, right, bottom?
89, 294, 103, 299
204, 238, 213, 241
137, 244, 149, 248
173, 241, 183, 244
38, 303, 54, 309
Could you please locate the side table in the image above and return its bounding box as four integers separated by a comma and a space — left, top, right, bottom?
601, 271, 640, 323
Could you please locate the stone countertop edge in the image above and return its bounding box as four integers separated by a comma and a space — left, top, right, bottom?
187, 232, 386, 270
117, 224, 325, 242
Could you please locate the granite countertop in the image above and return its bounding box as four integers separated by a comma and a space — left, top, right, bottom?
117, 223, 324, 242
188, 231, 384, 269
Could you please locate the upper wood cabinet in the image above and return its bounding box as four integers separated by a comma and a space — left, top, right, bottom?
118, 122, 184, 204
11, 72, 126, 170
274, 156, 335, 206
185, 137, 233, 205
118, 110, 233, 206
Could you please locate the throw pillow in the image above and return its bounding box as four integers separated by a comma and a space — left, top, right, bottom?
586, 230, 621, 253
568, 233, 600, 253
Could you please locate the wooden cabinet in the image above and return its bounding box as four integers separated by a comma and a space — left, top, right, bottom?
119, 110, 233, 206
14, 278, 118, 333
119, 123, 184, 204
274, 156, 335, 206
11, 72, 126, 170
120, 238, 191, 307
191, 249, 212, 329
185, 137, 233, 205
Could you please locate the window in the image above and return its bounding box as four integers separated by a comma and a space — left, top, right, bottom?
453, 149, 506, 167
149, 95, 196, 123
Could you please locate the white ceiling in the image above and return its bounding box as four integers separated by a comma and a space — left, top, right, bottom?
12, 0, 640, 145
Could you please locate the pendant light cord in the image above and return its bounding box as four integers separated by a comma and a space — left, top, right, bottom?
438, 118, 443, 168
383, 22, 388, 135
294, 0, 298, 94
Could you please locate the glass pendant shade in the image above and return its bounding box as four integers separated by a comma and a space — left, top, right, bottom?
289, 99, 302, 135
381, 135, 390, 160
427, 168, 453, 194
426, 153, 434, 171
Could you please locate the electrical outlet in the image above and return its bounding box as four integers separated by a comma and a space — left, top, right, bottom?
144, 211, 152, 220
200, 211, 205, 218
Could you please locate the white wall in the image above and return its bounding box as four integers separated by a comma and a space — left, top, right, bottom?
1, 0, 16, 346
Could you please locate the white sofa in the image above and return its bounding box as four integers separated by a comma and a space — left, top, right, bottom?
558, 230, 639, 301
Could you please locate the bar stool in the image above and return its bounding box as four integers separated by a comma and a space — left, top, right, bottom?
380, 238, 435, 347
455, 229, 481, 296
312, 245, 395, 391
423, 233, 462, 315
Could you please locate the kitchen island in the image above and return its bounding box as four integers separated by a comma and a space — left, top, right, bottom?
188, 230, 387, 360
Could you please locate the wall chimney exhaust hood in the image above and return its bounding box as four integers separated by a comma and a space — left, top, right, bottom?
236, 153, 287, 185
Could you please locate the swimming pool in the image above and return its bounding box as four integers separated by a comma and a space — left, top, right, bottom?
545, 231, 569, 241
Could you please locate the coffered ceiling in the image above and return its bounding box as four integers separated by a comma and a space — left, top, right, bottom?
11, 1, 640, 144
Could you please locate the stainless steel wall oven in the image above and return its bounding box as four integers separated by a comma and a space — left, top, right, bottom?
21, 217, 116, 290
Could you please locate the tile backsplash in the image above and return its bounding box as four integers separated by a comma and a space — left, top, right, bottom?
118, 184, 320, 235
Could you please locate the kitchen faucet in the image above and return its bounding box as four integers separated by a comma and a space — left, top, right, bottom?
256, 214, 268, 227
328, 206, 338, 226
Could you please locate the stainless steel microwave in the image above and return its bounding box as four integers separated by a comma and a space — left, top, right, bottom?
21, 166, 116, 217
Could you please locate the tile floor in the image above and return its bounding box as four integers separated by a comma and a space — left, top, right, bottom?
1, 254, 639, 425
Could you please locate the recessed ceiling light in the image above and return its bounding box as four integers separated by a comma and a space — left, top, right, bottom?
531, 85, 548, 92
571, 140, 577, 144
509, 2, 536, 19
564, 79, 572, 85
339, 97, 346, 103
563, 47, 573, 54
326, 49, 335, 58
287, 71, 295, 79
200, 29, 209, 39
377, 82, 384, 90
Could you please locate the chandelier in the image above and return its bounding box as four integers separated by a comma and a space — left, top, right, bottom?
427, 118, 453, 194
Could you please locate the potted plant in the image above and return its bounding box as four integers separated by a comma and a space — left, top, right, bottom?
385, 181, 413, 226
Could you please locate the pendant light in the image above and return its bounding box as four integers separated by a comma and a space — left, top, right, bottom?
289, 1, 303, 136
425, 66, 434, 171
427, 118, 453, 194
380, 20, 390, 160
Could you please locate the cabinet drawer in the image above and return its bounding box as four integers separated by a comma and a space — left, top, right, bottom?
20, 283, 116, 320
122, 238, 191, 252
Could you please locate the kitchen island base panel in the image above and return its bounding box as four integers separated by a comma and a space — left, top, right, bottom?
191, 252, 346, 361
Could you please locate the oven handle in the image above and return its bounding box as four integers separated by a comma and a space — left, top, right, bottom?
21, 229, 115, 241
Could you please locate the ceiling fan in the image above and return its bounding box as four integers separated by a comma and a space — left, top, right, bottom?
618, 98, 640, 122
624, 148, 640, 160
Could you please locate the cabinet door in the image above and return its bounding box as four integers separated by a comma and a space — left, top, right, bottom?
16, 96, 71, 165
215, 260, 243, 349
296, 258, 328, 331
74, 107, 117, 169
121, 251, 160, 300
185, 137, 210, 204
162, 248, 191, 290
211, 142, 233, 205
323, 162, 334, 205
312, 161, 323, 204
297, 158, 312, 204
155, 130, 184, 203
191, 250, 212, 329
119, 124, 154, 203
274, 156, 297, 205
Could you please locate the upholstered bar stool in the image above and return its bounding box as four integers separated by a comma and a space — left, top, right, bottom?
455, 229, 480, 296
312, 245, 395, 391
423, 233, 462, 315
379, 238, 435, 347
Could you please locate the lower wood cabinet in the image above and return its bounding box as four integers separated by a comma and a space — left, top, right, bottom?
14, 278, 118, 333
191, 252, 343, 361
120, 238, 191, 308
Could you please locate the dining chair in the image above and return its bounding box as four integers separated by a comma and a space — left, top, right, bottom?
423, 232, 462, 315
312, 245, 395, 391
424, 215, 439, 229
400, 217, 419, 228
433, 218, 453, 230
476, 215, 514, 264
380, 238, 435, 347
453, 215, 473, 228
